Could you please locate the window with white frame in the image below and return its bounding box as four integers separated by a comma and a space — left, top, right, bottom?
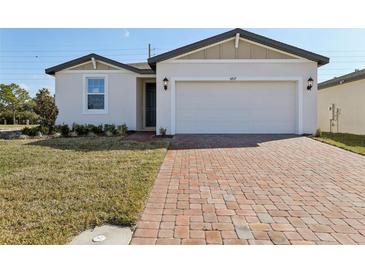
86, 77, 105, 110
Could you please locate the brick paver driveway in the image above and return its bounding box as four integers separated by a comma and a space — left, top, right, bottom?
131, 135, 365, 245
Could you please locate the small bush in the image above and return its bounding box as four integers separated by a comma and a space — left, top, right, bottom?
22, 126, 44, 137
38, 125, 49, 135
22, 127, 32, 136
56, 124, 70, 137
159, 127, 167, 137
315, 128, 322, 137
115, 124, 128, 135
73, 124, 89, 135
103, 124, 116, 134
87, 124, 103, 135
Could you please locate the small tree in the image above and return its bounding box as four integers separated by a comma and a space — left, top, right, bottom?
34, 88, 58, 132
0, 83, 31, 124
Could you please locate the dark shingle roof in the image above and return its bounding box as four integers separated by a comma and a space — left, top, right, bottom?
45, 53, 154, 75
148, 28, 329, 69
319, 69, 365, 90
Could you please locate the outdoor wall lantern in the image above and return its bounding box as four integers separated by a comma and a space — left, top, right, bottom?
163, 77, 169, 90
307, 77, 314, 91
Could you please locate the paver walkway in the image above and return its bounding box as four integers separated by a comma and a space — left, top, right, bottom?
131, 135, 365, 245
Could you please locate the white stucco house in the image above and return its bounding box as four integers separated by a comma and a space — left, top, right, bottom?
45, 28, 329, 135
318, 69, 365, 135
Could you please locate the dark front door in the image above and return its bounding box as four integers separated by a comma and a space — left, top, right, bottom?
145, 82, 156, 127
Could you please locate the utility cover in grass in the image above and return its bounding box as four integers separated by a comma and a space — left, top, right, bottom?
69, 225, 132, 245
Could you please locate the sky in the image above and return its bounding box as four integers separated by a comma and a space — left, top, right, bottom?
2, 28, 365, 96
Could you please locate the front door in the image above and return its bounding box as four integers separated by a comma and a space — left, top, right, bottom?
145, 82, 156, 128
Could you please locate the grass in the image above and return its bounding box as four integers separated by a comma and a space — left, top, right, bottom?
0, 137, 170, 244
0, 124, 37, 130
314, 132, 365, 155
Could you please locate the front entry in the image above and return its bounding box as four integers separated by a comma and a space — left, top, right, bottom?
145, 82, 156, 128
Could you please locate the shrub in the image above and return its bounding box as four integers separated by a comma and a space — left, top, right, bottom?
315, 128, 322, 137
38, 125, 49, 135
22, 126, 32, 136
115, 124, 128, 135
22, 126, 41, 137
73, 124, 89, 135
103, 124, 116, 134
56, 124, 70, 137
87, 124, 103, 135
159, 127, 167, 137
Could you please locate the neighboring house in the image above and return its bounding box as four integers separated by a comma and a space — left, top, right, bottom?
45, 28, 329, 135
318, 69, 365, 135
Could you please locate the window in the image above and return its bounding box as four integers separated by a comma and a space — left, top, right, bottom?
87, 77, 105, 110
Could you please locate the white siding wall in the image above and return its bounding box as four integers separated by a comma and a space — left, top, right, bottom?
156, 62, 318, 135
55, 71, 137, 129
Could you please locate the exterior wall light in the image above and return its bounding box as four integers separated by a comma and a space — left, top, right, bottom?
163, 77, 169, 90
307, 77, 314, 91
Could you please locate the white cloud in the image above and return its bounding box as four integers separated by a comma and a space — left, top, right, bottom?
123, 29, 130, 38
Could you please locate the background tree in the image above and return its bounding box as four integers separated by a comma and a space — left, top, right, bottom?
0, 83, 31, 124
34, 88, 58, 131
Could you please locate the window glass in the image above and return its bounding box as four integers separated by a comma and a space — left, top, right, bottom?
87, 78, 105, 110
88, 94, 104, 110
87, 78, 104, 94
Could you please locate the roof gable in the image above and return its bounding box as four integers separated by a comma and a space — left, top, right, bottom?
148, 28, 329, 68
45, 53, 154, 75
178, 37, 297, 60
69, 60, 121, 71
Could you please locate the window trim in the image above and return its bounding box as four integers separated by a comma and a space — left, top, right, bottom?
82, 74, 108, 114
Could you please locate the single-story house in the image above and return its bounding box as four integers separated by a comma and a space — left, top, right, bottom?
318, 69, 365, 135
45, 28, 329, 135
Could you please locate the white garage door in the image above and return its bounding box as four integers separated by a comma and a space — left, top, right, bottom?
175, 81, 297, 134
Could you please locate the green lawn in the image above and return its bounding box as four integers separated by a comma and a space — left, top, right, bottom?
314, 132, 365, 155
0, 137, 170, 244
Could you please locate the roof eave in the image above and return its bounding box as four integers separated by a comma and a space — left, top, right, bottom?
45, 53, 146, 75
148, 28, 330, 68
319, 70, 365, 90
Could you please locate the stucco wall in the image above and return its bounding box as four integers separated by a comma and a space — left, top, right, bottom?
55, 71, 137, 129
156, 61, 318, 135
318, 79, 365, 134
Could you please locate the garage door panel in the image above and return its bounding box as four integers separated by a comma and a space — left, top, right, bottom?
175, 81, 296, 134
